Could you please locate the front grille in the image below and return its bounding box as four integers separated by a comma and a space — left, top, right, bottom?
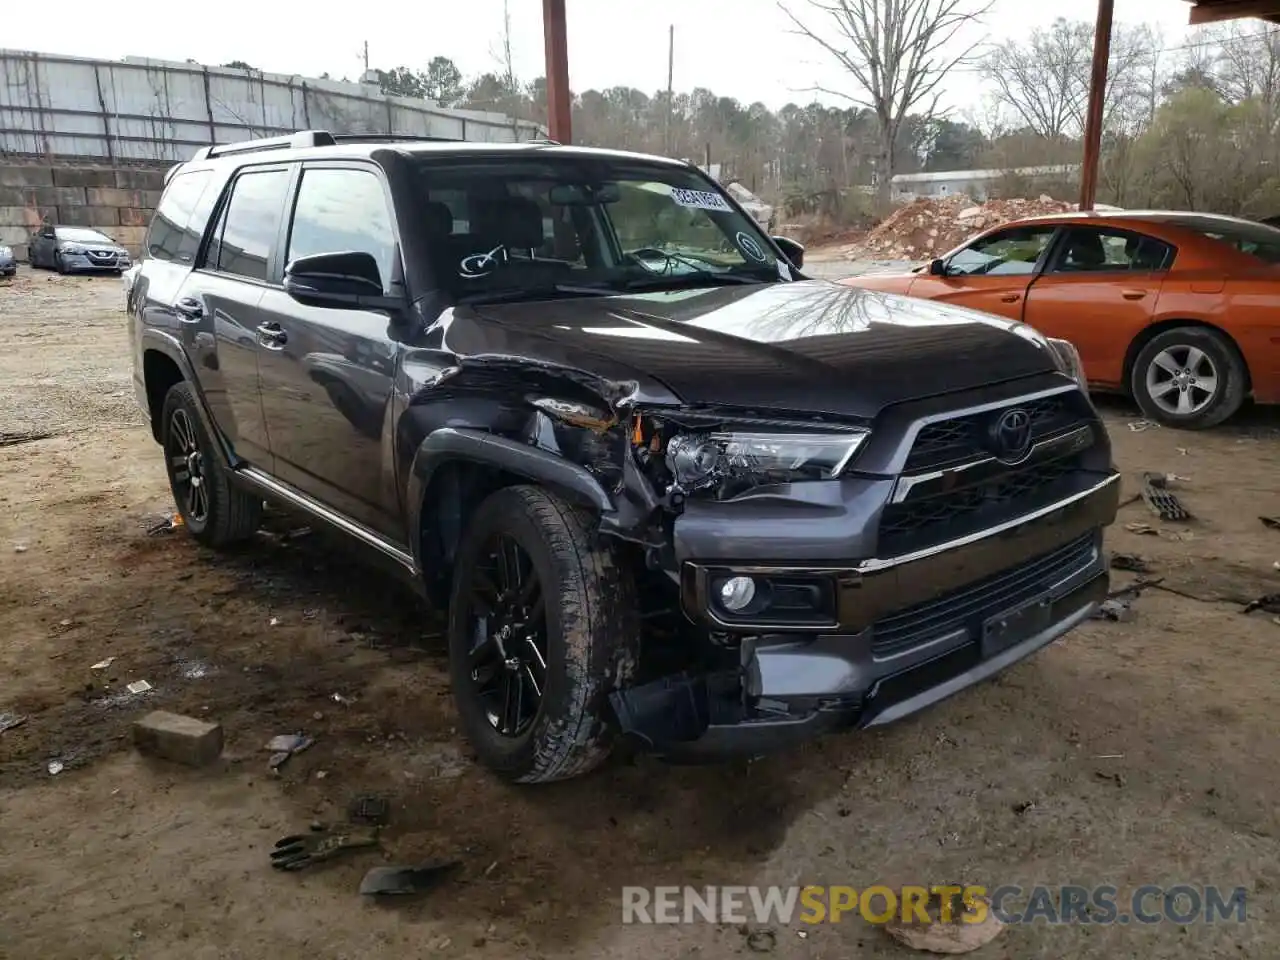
905, 395, 1074, 472
870, 533, 1097, 657
880, 457, 1076, 539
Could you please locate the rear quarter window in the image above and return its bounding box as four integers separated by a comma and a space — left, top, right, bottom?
146, 170, 217, 264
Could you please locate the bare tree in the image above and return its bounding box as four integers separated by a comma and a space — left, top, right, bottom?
981, 18, 1158, 140
780, 0, 989, 204
1211, 22, 1280, 124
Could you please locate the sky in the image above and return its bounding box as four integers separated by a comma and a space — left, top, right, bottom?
3, 0, 1210, 113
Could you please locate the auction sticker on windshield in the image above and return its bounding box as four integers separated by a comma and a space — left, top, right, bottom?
671, 188, 732, 212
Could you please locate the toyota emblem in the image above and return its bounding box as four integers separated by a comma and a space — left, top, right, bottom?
989, 408, 1033, 463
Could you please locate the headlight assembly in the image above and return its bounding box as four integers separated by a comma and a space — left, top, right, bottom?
666, 428, 869, 493
1048, 337, 1087, 390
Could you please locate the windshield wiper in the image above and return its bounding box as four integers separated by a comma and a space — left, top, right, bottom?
621, 271, 770, 291
456, 284, 616, 305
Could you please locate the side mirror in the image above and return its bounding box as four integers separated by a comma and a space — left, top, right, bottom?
928, 258, 947, 276
284, 251, 405, 312
772, 236, 805, 270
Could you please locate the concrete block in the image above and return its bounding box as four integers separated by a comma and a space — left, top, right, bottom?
116, 168, 166, 191
87, 187, 142, 208
48, 187, 87, 207
52, 167, 117, 189
132, 710, 224, 767
0, 225, 30, 246
88, 207, 120, 228
119, 207, 152, 227
113, 225, 148, 254
56, 206, 93, 226
0, 206, 44, 230
0, 165, 54, 188
0, 186, 30, 206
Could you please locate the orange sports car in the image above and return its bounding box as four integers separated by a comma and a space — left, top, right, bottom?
842, 212, 1280, 429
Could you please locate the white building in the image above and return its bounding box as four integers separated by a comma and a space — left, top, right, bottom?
890, 165, 1080, 202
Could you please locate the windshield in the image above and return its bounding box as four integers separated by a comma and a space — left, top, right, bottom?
57, 227, 114, 245
417, 158, 788, 301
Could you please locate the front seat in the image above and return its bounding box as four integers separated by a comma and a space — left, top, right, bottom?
1063, 233, 1107, 271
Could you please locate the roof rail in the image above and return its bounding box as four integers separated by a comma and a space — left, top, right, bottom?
191, 130, 337, 162
329, 133, 462, 144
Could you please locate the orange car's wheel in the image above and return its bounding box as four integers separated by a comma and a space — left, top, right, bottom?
1131, 326, 1246, 430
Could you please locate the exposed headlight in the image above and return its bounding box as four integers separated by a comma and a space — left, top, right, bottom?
1048, 337, 1087, 389
667, 428, 869, 492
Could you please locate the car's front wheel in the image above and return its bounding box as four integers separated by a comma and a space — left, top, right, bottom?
1131, 327, 1246, 429
447, 484, 639, 783
161, 381, 262, 546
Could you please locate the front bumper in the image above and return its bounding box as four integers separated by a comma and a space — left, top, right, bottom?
60, 253, 128, 272
611, 471, 1120, 759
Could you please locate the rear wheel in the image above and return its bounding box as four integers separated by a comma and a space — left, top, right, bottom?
447, 485, 639, 783
161, 381, 262, 546
1131, 327, 1246, 429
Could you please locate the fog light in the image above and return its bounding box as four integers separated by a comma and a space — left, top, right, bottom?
718, 576, 757, 612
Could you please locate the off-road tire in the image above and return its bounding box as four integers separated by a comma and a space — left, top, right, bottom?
447, 484, 640, 783
161, 381, 262, 546
1131, 326, 1246, 430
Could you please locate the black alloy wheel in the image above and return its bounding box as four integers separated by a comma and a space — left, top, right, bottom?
166, 407, 210, 525
463, 533, 549, 738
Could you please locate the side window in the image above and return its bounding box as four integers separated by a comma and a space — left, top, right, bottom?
207, 168, 291, 283
1053, 228, 1175, 273
146, 170, 213, 263
946, 227, 1055, 276
286, 168, 397, 292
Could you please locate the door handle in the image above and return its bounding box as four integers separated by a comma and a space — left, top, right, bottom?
256, 322, 288, 349
175, 297, 204, 322
1121, 289, 1147, 300
1000, 293, 1021, 303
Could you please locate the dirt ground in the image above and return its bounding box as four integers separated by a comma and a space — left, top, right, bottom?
3, 271, 1280, 960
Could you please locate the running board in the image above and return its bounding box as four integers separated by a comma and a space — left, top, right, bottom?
236, 467, 417, 572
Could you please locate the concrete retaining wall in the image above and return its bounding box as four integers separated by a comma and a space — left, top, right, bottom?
0, 162, 165, 259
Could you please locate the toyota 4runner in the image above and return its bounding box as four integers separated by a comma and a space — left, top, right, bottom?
130, 131, 1120, 783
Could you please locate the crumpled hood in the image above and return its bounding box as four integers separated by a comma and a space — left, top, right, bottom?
455, 280, 1061, 419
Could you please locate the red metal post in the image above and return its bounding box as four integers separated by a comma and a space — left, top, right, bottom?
543, 0, 572, 143
1079, 0, 1114, 211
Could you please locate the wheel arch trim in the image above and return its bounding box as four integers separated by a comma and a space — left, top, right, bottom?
407, 427, 616, 575
140, 330, 236, 468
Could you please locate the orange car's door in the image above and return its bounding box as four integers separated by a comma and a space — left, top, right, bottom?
1023, 226, 1174, 387
910, 224, 1059, 321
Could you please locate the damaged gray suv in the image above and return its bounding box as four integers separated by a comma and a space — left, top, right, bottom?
130, 131, 1120, 782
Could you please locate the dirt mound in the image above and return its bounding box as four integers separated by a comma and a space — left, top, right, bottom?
850, 194, 1076, 261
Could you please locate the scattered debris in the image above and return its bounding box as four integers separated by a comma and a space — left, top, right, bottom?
1095, 754, 1125, 760
177, 659, 213, 680
265, 733, 315, 771
126, 680, 153, 695
1128, 419, 1161, 432
47, 759, 64, 776
744, 929, 777, 953
1242, 593, 1280, 616
0, 712, 28, 734
1092, 598, 1136, 622
1095, 770, 1127, 787
14, 544, 27, 553
1177, 447, 1190, 456
1261, 516, 1280, 531
0, 430, 54, 447
145, 514, 184, 536
133, 710, 224, 767
331, 692, 354, 706
348, 795, 391, 826
359, 860, 460, 897
1013, 800, 1036, 814
1125, 521, 1159, 536
90, 657, 116, 671
270, 827, 380, 871
883, 889, 1004, 954
1142, 472, 1190, 521
269, 617, 280, 627
1110, 553, 1153, 574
